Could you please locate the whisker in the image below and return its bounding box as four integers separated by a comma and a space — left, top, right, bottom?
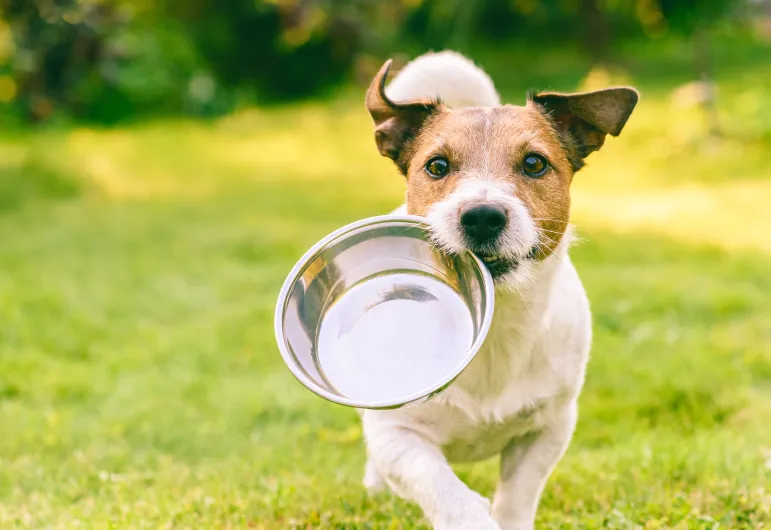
536, 227, 585, 244
514, 286, 531, 314
534, 240, 565, 266
536, 228, 570, 245
393, 221, 426, 237
398, 220, 432, 234
536, 228, 567, 236
531, 218, 571, 224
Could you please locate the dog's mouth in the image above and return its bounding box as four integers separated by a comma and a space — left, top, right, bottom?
473, 246, 537, 279
474, 252, 517, 278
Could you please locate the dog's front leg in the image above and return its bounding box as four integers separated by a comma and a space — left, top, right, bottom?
491, 404, 577, 530
363, 418, 501, 530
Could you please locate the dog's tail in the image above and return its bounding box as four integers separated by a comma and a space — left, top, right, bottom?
384, 51, 500, 109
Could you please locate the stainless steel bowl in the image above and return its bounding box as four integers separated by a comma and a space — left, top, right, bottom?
274, 215, 494, 409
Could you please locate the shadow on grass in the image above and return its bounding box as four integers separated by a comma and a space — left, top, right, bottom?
0, 157, 81, 213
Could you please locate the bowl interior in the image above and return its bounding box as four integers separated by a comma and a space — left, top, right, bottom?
276, 216, 493, 408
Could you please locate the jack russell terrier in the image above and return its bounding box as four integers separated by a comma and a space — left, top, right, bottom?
358, 51, 638, 530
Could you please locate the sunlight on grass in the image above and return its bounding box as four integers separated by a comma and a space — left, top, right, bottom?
573, 180, 771, 255
16, 91, 769, 258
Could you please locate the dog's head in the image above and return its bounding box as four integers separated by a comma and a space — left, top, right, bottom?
366, 59, 638, 285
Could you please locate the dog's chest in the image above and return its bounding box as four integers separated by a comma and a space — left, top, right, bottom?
439, 400, 550, 462
420, 356, 562, 462
423, 299, 570, 461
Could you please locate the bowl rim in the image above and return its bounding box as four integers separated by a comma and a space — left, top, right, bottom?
274, 214, 495, 409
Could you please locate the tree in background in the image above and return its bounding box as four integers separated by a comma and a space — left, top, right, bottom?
0, 0, 756, 124
0, 0, 128, 121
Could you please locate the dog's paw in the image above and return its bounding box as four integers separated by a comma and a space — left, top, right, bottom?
493, 516, 534, 530
435, 513, 501, 530
434, 490, 500, 530
463, 488, 492, 512
362, 460, 388, 494
460, 516, 502, 530
362, 474, 387, 494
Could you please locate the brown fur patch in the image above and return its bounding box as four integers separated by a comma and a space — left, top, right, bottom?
365, 60, 443, 174
531, 87, 638, 168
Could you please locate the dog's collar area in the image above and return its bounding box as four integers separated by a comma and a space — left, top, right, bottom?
472, 246, 539, 279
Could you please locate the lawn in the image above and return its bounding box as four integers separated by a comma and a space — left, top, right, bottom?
1, 36, 770, 529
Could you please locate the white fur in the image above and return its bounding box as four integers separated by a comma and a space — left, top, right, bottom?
385, 51, 500, 108
425, 177, 539, 288
361, 52, 593, 530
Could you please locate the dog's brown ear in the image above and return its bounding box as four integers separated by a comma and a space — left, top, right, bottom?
532, 87, 638, 169
366, 59, 440, 174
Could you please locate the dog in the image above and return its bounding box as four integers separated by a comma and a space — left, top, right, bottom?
359, 51, 638, 530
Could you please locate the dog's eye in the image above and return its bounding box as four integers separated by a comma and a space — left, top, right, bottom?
425, 156, 450, 179
522, 153, 549, 178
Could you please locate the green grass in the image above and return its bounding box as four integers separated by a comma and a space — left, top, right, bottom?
1, 35, 771, 528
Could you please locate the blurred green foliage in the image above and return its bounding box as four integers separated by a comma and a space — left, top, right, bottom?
0, 0, 757, 123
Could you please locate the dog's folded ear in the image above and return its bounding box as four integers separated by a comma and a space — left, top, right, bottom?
366, 60, 441, 174
531, 87, 638, 169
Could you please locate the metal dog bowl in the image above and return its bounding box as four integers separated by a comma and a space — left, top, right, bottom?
274, 215, 495, 409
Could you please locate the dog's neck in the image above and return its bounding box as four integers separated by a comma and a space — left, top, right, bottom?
448, 232, 572, 401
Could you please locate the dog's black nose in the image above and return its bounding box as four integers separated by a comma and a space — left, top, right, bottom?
460, 204, 507, 244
